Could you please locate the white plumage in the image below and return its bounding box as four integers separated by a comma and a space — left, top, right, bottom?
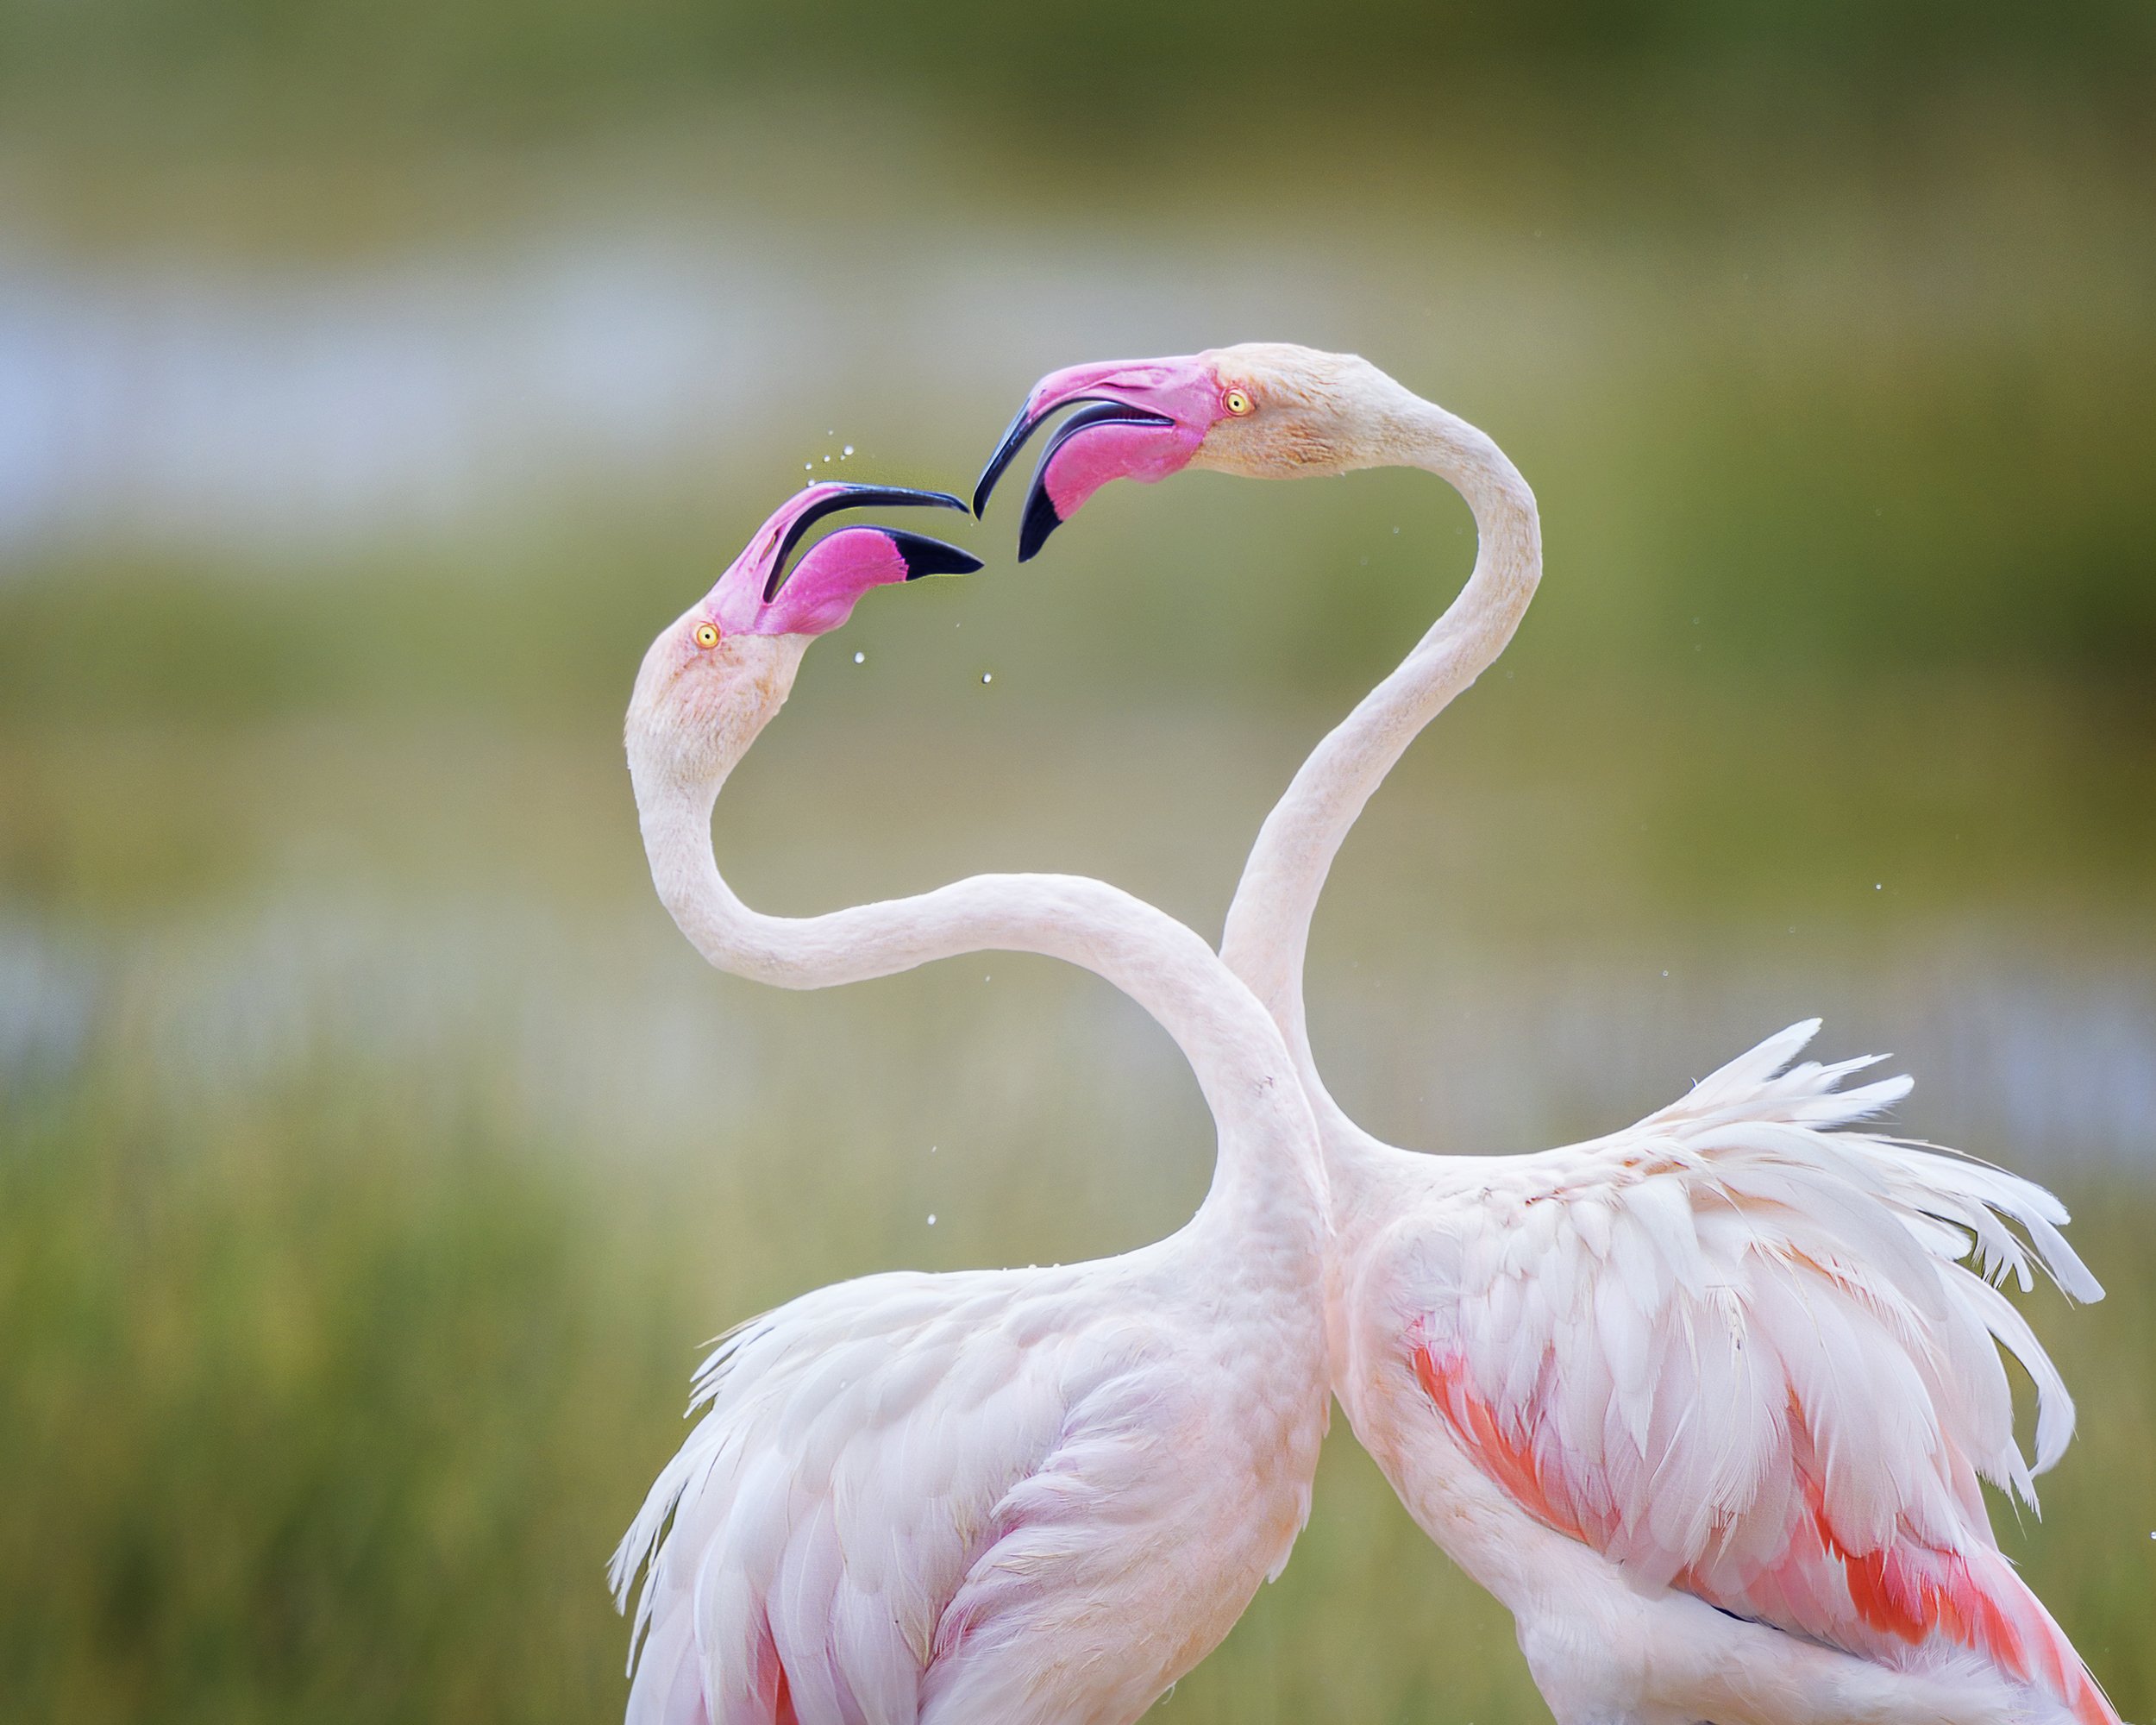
614, 491, 1332, 1725
612, 1251, 1317, 1725
1330, 1024, 2109, 1724
981, 343, 2121, 1723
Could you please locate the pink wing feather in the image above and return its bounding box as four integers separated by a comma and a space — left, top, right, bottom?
1403, 1021, 2117, 1725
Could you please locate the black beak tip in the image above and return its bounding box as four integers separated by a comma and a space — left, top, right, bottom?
884, 530, 985, 580
1016, 485, 1064, 564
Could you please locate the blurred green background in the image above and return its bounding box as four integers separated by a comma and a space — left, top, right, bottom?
2, 3, 2152, 1721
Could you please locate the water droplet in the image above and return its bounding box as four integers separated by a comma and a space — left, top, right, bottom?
1875, 882, 1883, 890
926, 1214, 937, 1226
981, 672, 992, 684
1393, 525, 1401, 534
1661, 969, 1669, 977
929, 1145, 937, 1155
853, 650, 866, 664
822, 455, 831, 463
804, 462, 813, 471
843, 444, 855, 456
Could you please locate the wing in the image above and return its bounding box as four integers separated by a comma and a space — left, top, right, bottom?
1397, 1020, 2117, 1725
610, 1267, 1171, 1725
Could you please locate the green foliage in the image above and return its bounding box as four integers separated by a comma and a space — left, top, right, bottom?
2, 1044, 2149, 1723
3, 0, 2152, 143
0, 1075, 672, 1722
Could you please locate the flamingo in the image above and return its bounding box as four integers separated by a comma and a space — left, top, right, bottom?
611, 480, 1332, 1725
976, 347, 2118, 1725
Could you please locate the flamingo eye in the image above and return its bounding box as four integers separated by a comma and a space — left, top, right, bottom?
693, 623, 721, 649
1224, 389, 1253, 417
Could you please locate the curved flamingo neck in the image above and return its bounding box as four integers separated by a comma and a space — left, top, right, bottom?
629, 674, 1326, 1252
1218, 388, 1541, 1154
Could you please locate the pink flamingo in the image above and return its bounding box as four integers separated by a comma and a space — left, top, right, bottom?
978, 347, 2118, 1725
613, 482, 1332, 1725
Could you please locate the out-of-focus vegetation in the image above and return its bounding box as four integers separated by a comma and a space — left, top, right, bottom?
3, 1026, 2151, 1723
3, 0, 2153, 145
2, 0, 2153, 1720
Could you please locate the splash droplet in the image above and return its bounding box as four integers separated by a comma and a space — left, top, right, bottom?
804, 462, 813, 471
853, 650, 866, 664
843, 444, 855, 456
981, 672, 993, 685
822, 455, 831, 463
926, 1214, 937, 1226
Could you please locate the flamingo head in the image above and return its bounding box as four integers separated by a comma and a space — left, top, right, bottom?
627, 483, 979, 789
973, 343, 1391, 559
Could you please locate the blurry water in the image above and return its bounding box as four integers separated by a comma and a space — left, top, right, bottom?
0, 919, 96, 1082
0, 229, 803, 551
4, 901, 2147, 1176
1317, 942, 2156, 1179
0, 217, 1363, 555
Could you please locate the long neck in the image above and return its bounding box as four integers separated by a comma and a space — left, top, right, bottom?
632, 719, 1325, 1250
1218, 392, 1541, 1142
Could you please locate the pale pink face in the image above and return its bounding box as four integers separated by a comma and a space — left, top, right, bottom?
701, 483, 980, 638
971, 354, 1236, 560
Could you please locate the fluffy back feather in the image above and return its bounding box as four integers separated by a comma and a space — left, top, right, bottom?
1404, 1020, 2113, 1721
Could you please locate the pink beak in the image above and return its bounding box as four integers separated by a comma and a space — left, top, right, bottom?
709, 484, 981, 637
973, 356, 1223, 561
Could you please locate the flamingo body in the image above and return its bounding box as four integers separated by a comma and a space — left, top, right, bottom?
1335, 1024, 2110, 1725
980, 345, 2121, 1724
616, 1246, 1322, 1725
614, 484, 1332, 1724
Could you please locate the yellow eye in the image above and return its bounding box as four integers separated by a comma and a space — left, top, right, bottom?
1224, 389, 1253, 417
693, 623, 721, 649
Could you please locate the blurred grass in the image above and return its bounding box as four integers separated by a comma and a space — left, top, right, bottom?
0, 1063, 677, 1723
3, 0, 2152, 154
2, 1029, 2148, 1724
